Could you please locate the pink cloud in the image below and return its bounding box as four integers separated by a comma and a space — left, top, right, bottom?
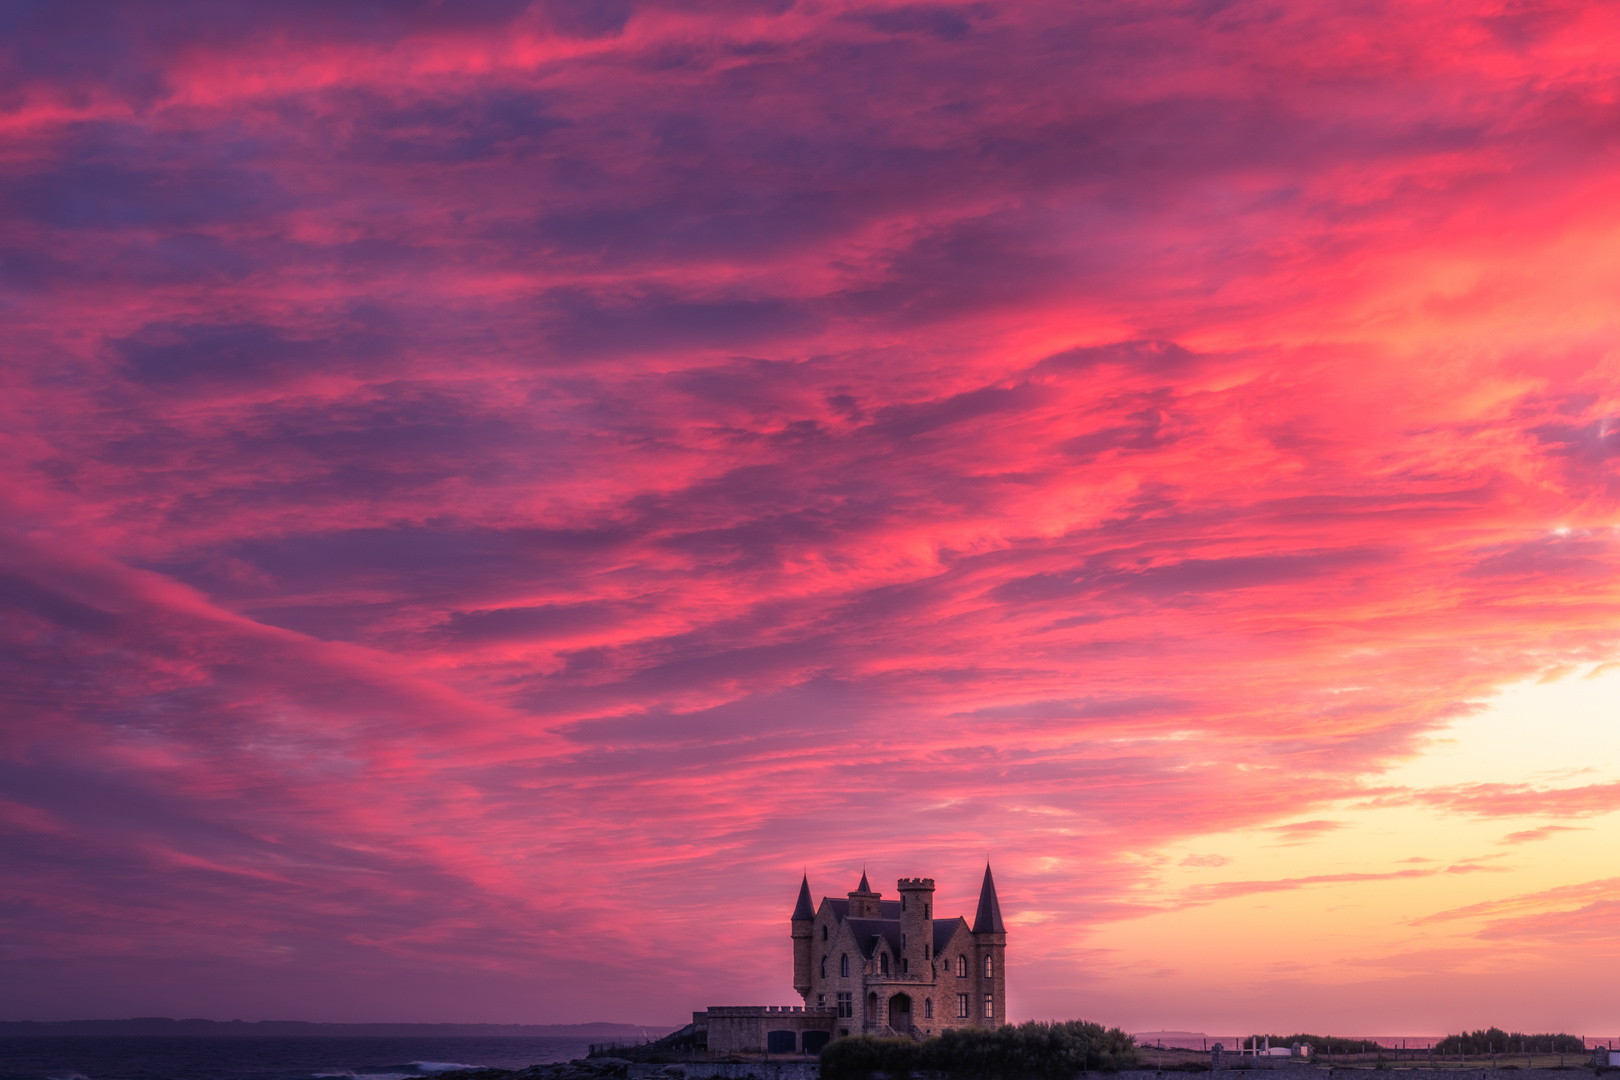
0, 0, 1618, 1030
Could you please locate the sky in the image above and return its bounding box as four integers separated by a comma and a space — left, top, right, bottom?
2, 0, 1619, 1036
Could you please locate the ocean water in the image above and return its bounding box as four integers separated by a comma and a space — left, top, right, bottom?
0, 1036, 600, 1080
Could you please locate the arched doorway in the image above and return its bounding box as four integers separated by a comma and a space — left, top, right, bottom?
888, 992, 912, 1032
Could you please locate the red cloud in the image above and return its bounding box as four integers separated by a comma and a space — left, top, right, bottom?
1, 0, 1619, 1028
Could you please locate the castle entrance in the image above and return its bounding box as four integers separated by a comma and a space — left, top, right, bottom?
888, 992, 912, 1033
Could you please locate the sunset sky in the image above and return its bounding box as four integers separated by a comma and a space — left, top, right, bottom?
3, 0, 1620, 1036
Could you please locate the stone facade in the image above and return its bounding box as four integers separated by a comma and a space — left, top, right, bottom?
790, 866, 1006, 1039
695, 1006, 837, 1055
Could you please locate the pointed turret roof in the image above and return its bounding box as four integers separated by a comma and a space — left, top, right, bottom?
857, 869, 872, 893
972, 862, 1005, 934
792, 873, 815, 921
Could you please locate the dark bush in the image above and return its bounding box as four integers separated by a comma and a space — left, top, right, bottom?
1435, 1030, 1586, 1055
820, 1021, 1141, 1080
819, 1036, 923, 1080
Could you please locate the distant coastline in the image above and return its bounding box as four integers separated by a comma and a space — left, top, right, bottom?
0, 1018, 676, 1038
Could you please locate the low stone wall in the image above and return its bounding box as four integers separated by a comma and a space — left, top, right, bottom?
628, 1064, 821, 1080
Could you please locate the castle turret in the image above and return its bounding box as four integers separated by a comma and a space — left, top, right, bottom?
972, 863, 1006, 1026
897, 877, 935, 977
792, 874, 815, 1000
848, 870, 881, 918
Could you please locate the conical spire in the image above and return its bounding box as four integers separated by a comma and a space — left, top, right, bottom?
857, 869, 872, 893
972, 862, 1005, 934
792, 873, 815, 921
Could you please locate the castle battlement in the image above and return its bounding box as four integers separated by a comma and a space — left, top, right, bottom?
896, 877, 935, 889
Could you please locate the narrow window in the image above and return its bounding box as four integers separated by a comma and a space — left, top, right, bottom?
901, 933, 906, 948
957, 993, 970, 1018
841, 954, 850, 978
817, 993, 825, 1007
924, 903, 929, 918
902, 895, 907, 911
837, 992, 853, 1018
880, 953, 890, 975
924, 945, 930, 960
984, 994, 994, 1019
924, 999, 933, 1019
902, 958, 909, 974
822, 925, 828, 941
820, 956, 827, 978
984, 954, 993, 978
956, 955, 967, 977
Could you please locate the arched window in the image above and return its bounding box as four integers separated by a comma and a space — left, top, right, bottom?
880, 953, 890, 975
841, 954, 850, 978
821, 956, 827, 978
984, 954, 993, 978
924, 999, 933, 1019
956, 955, 967, 977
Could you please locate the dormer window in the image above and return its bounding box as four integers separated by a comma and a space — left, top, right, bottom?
956, 955, 967, 977
880, 953, 890, 975
841, 954, 850, 978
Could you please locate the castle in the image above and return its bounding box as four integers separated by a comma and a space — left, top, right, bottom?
694, 866, 1006, 1054
794, 866, 1006, 1039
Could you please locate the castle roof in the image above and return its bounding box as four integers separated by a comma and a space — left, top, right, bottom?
856, 870, 872, 893
792, 874, 815, 921
826, 897, 967, 959
972, 863, 1005, 934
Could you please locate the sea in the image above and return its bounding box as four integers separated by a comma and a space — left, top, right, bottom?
0, 1036, 598, 1080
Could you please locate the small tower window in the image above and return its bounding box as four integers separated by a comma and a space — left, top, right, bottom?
924, 903, 929, 918
902, 895, 907, 911
984, 993, 994, 1019
822, 925, 828, 941
880, 953, 890, 975
956, 955, 967, 977
821, 956, 827, 978
841, 954, 850, 978
924, 945, 930, 960
984, 955, 993, 978
925, 999, 933, 1019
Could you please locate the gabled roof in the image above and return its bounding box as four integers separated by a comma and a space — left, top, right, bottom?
846, 918, 902, 959
933, 916, 965, 955
792, 874, 815, 921
972, 863, 1005, 934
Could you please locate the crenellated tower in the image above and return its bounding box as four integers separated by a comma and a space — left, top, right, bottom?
896, 877, 934, 977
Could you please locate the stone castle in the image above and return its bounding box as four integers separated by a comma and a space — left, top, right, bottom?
694, 865, 1006, 1055
795, 865, 1007, 1038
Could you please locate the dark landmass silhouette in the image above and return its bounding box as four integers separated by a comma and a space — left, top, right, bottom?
0, 1018, 675, 1038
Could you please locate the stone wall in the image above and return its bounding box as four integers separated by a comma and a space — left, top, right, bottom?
694, 1006, 837, 1055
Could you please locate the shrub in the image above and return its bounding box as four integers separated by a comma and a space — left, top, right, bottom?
821, 1021, 1142, 1080
1435, 1031, 1586, 1055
